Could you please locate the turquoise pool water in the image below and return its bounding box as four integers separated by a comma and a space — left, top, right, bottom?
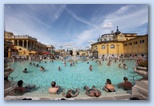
9, 59, 142, 94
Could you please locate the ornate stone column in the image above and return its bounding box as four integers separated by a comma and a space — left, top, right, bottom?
22, 40, 24, 47
17, 40, 19, 46
26, 40, 28, 49
34, 43, 36, 50
30, 41, 32, 49
36, 44, 38, 50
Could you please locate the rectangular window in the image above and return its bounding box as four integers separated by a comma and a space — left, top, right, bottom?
140, 40, 145, 44
134, 41, 138, 45
129, 43, 132, 45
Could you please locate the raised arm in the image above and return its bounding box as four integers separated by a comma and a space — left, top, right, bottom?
71, 89, 80, 97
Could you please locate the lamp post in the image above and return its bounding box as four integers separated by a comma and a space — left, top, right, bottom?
59, 46, 63, 56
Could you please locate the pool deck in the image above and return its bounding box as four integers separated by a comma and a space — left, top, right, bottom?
4, 94, 147, 100
4, 80, 147, 100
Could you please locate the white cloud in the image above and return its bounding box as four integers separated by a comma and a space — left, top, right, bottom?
27, 15, 53, 30
102, 5, 148, 32
71, 5, 148, 48
5, 5, 148, 50
53, 5, 67, 20
88, 40, 97, 44
5, 15, 57, 46
65, 8, 97, 28
115, 5, 130, 15
102, 21, 113, 29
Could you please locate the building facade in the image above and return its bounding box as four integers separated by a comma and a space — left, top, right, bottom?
97, 32, 114, 42
4, 31, 54, 57
91, 26, 148, 59
123, 35, 148, 57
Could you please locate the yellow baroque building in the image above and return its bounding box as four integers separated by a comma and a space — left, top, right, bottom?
91, 26, 148, 58
4, 31, 54, 57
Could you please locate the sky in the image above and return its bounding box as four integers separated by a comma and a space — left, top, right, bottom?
4, 4, 148, 50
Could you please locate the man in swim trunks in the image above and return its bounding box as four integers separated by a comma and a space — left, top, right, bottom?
84, 86, 101, 97
48, 81, 61, 94
14, 80, 36, 94
62, 89, 80, 98
118, 77, 133, 90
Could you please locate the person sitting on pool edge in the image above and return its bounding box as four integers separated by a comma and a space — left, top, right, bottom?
62, 89, 80, 98
48, 81, 62, 94
103, 79, 115, 92
84, 86, 101, 97
14, 80, 36, 95
118, 77, 133, 90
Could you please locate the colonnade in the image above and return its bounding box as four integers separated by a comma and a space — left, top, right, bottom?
15, 40, 47, 51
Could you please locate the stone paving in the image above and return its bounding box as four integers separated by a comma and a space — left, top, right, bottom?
4, 80, 148, 100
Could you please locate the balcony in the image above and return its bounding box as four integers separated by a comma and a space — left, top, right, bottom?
14, 35, 37, 41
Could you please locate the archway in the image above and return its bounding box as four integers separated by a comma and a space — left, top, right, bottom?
92, 50, 98, 58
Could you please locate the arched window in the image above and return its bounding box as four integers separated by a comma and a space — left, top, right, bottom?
102, 45, 105, 49
110, 44, 115, 49
95, 46, 97, 50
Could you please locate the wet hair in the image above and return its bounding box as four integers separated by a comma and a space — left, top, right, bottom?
106, 79, 112, 84
66, 92, 72, 98
124, 77, 128, 81
51, 81, 56, 87
17, 80, 23, 87
41, 66, 44, 69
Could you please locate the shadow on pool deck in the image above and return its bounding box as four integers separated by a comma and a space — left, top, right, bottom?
4, 94, 147, 100
4, 88, 147, 100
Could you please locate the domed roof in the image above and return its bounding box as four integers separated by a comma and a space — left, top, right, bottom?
115, 26, 121, 35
